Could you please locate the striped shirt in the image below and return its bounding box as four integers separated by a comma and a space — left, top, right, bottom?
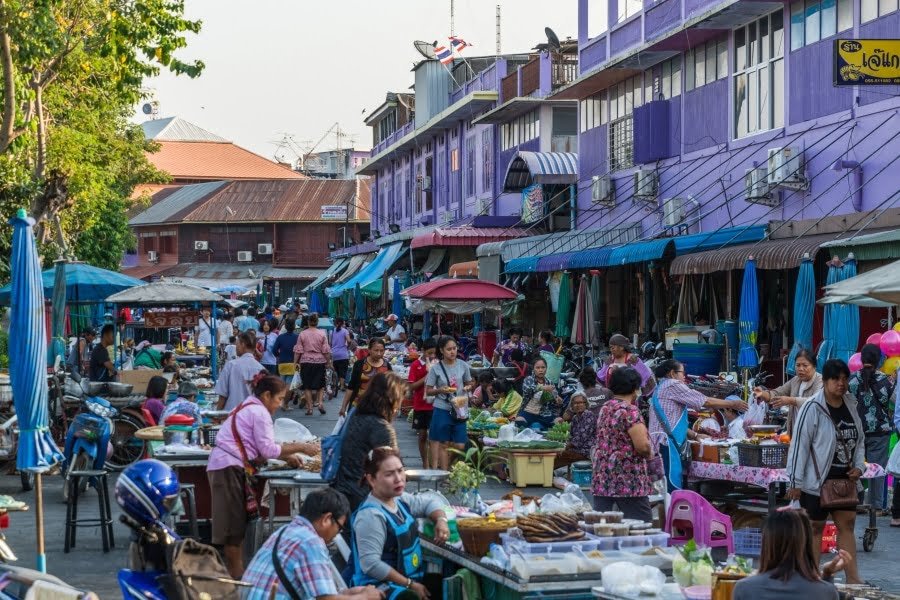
648, 378, 706, 449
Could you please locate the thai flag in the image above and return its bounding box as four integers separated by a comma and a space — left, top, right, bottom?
435, 44, 454, 65
449, 36, 471, 54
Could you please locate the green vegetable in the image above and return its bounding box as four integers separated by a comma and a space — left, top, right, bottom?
545, 422, 571, 442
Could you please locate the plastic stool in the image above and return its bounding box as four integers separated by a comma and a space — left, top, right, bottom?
65, 469, 115, 553
179, 483, 199, 539
665, 489, 734, 553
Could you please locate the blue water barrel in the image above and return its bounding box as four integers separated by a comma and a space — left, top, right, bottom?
673, 341, 724, 376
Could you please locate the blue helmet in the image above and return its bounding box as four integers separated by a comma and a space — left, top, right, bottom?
115, 459, 180, 524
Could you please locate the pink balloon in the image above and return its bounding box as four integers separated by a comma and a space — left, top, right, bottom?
848, 352, 863, 373
880, 330, 900, 356
866, 332, 883, 346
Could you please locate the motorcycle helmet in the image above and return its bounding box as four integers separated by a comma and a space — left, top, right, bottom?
115, 459, 180, 524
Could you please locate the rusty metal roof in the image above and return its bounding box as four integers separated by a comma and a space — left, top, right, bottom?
147, 140, 305, 180
130, 181, 229, 226
670, 233, 838, 275
182, 178, 370, 223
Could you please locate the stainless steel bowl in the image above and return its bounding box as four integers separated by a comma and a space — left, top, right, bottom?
85, 382, 106, 396
106, 382, 134, 397
747, 424, 780, 434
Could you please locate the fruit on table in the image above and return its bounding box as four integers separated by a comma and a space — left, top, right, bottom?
779, 433, 791, 444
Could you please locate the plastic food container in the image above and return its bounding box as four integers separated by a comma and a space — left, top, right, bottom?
601, 511, 624, 523
610, 524, 630, 537
510, 554, 579, 579
501, 532, 604, 554
583, 511, 604, 524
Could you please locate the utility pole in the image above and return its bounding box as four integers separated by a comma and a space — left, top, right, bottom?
450, 0, 455, 36
496, 5, 502, 56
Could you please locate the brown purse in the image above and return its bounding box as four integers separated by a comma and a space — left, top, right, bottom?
230, 402, 261, 521
809, 405, 858, 511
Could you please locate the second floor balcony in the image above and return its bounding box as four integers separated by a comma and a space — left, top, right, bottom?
501, 50, 579, 102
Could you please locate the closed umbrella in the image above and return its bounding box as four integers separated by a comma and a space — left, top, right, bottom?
392, 276, 404, 320
555, 272, 572, 339
8, 210, 64, 572
354, 283, 366, 322
786, 257, 815, 375
49, 260, 67, 367
590, 272, 601, 343
820, 257, 860, 367
307, 288, 321, 314
570, 276, 586, 344
737, 258, 759, 368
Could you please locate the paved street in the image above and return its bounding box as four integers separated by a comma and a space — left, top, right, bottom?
0, 393, 898, 596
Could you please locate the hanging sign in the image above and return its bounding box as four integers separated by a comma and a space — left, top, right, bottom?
521, 184, 544, 224
834, 39, 900, 86
144, 309, 199, 329
321, 205, 348, 220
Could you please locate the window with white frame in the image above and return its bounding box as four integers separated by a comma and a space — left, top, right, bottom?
465, 136, 476, 197
790, 0, 852, 50
861, 0, 898, 22
579, 91, 607, 133
685, 37, 728, 92
608, 75, 642, 122
608, 116, 633, 172
481, 129, 493, 193
733, 10, 785, 138
588, 0, 609, 37
500, 110, 540, 150
648, 57, 682, 101
618, 0, 642, 22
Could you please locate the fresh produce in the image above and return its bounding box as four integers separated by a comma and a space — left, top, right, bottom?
718, 556, 753, 576
545, 422, 570, 443
516, 513, 585, 543
673, 540, 715, 587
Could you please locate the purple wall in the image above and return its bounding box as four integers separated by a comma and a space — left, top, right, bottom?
576, 125, 609, 218
789, 43, 853, 124
580, 36, 608, 74
610, 18, 642, 55
684, 0, 721, 20
645, 0, 681, 40
681, 79, 728, 154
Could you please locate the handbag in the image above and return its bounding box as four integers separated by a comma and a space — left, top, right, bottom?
230, 402, 261, 521
809, 404, 859, 511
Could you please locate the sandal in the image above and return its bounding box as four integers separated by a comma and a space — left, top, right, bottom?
318, 404, 326, 415
305, 409, 313, 416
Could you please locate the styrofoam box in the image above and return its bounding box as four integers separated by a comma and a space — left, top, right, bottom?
501, 531, 670, 554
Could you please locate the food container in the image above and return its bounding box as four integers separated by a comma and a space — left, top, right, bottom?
691, 441, 721, 463
610, 524, 631, 537
601, 511, 623, 523
595, 523, 615, 536
711, 573, 746, 600
510, 554, 579, 579
163, 427, 195, 446
583, 511, 604, 524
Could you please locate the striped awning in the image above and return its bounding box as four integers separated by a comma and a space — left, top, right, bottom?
504, 151, 578, 191
670, 233, 836, 275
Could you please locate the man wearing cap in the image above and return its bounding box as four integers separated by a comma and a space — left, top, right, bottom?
160, 380, 203, 424
597, 333, 655, 397
384, 314, 407, 351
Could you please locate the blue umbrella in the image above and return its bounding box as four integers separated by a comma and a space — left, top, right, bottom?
392, 276, 404, 320
49, 261, 67, 367
737, 258, 759, 368
786, 258, 815, 375
354, 283, 366, 322
8, 210, 64, 572
308, 288, 322, 314
0, 262, 144, 305
423, 310, 432, 339
820, 257, 860, 368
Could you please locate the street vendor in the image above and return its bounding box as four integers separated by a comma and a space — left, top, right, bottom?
650, 359, 747, 492
554, 388, 595, 470
516, 357, 562, 429
88, 324, 118, 382
490, 378, 523, 419
492, 327, 528, 367
384, 314, 407, 351
160, 380, 203, 424
351, 447, 449, 600
596, 333, 655, 397
208, 373, 319, 579
754, 349, 822, 431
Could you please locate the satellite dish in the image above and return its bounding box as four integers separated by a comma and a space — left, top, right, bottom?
413, 40, 437, 60
141, 103, 154, 115
545, 27, 561, 51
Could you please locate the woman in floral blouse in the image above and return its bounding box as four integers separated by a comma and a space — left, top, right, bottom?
554, 390, 596, 470
592, 366, 653, 521
517, 357, 562, 429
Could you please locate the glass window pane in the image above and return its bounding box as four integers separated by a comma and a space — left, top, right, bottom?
644, 71, 653, 103
625, 81, 633, 114
861, 0, 877, 20
686, 49, 695, 90
879, 0, 899, 14
790, 2, 804, 50
705, 42, 717, 83
748, 69, 758, 133
749, 23, 758, 66
717, 38, 728, 79
821, 0, 836, 37
610, 90, 618, 121
618, 83, 626, 116
773, 58, 784, 129
760, 18, 770, 61
837, 0, 853, 30
662, 61, 671, 99
601, 93, 608, 124
735, 28, 747, 71
759, 64, 770, 131
672, 60, 682, 96
735, 74, 748, 137
805, 1, 820, 45
695, 45, 706, 87
580, 101, 587, 132
772, 9, 784, 57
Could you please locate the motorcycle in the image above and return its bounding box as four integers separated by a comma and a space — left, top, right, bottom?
61, 381, 117, 500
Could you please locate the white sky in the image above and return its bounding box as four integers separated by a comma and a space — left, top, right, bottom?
135, 0, 577, 160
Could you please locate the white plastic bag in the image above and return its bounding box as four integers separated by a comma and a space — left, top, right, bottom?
330, 415, 346, 436
273, 418, 315, 443
513, 428, 543, 442
600, 562, 665, 597
290, 371, 302, 391
887, 442, 900, 475
742, 397, 767, 428
498, 423, 517, 441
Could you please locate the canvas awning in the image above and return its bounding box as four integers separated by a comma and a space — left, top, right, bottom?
449, 261, 479, 278
410, 226, 529, 250
328, 243, 405, 298
333, 253, 372, 284
503, 151, 578, 192
819, 229, 900, 262
416, 249, 446, 275
303, 258, 350, 292
670, 233, 837, 275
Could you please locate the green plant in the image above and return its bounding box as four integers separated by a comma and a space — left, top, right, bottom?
0, 329, 8, 370
447, 445, 502, 494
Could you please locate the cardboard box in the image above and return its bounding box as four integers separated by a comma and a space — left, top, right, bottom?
119, 369, 163, 394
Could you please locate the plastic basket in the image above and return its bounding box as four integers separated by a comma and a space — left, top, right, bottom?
733, 528, 762, 556
201, 426, 219, 447
736, 443, 789, 468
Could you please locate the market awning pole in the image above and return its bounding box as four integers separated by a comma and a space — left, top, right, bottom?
35, 472, 45, 572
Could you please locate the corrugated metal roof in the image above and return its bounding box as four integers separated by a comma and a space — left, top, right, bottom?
147, 140, 305, 180
482, 226, 641, 261
183, 178, 369, 223
264, 267, 326, 279
505, 256, 541, 273
141, 117, 229, 142
410, 226, 530, 249
819, 228, 900, 261
536, 253, 572, 272
106, 282, 225, 304
120, 264, 172, 281
569, 246, 616, 269
504, 151, 579, 191
129, 181, 228, 226
670, 233, 838, 275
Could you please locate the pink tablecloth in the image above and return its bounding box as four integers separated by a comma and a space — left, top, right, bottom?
689, 461, 885, 488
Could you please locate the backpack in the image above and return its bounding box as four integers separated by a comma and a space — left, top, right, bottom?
320, 407, 356, 483
161, 538, 241, 600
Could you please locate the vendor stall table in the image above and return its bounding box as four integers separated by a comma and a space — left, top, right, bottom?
405, 469, 449, 492
590, 584, 684, 600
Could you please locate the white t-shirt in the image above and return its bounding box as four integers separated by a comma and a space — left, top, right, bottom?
217, 319, 234, 346
196, 317, 214, 348
386, 324, 406, 350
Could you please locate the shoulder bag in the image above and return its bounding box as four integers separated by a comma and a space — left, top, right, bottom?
272, 527, 303, 600
439, 362, 469, 421
230, 402, 261, 521
809, 404, 858, 511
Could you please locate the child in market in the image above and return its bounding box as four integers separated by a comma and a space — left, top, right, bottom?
224, 335, 237, 362
490, 378, 523, 419
471, 371, 495, 408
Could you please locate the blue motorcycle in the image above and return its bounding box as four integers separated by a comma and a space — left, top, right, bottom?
62, 383, 117, 501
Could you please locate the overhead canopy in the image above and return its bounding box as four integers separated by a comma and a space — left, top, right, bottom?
819, 259, 900, 307
416, 249, 446, 275
410, 226, 529, 250
504, 151, 578, 192
0, 262, 145, 305
819, 229, 900, 262
106, 282, 225, 304
670, 232, 837, 275
476, 225, 642, 262
333, 253, 372, 284
303, 258, 349, 292
449, 261, 479, 278
505, 256, 541, 274
328, 243, 404, 298
403, 279, 518, 301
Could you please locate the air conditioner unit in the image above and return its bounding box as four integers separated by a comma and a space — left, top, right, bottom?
591, 175, 615, 206
744, 167, 780, 206
476, 197, 492, 215
633, 168, 658, 201
257, 243, 273, 255
147, 250, 158, 262
237, 251, 253, 262
662, 197, 684, 228
194, 240, 209, 251
766, 145, 807, 189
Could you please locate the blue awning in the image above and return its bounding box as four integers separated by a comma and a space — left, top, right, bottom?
303, 258, 349, 293
505, 256, 541, 274
327, 243, 405, 298
536, 253, 572, 272
568, 246, 616, 269
504, 151, 578, 191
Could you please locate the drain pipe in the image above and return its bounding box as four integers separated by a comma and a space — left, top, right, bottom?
832, 159, 863, 211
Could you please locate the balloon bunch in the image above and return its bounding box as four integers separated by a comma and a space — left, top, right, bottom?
849, 324, 900, 375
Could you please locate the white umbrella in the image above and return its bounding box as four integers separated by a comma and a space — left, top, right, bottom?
819, 259, 900, 307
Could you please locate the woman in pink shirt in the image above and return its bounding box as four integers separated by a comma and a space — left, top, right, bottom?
207, 373, 318, 578
293, 313, 332, 416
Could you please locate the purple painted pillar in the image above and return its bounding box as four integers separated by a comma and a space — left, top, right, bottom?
578, 0, 589, 45
539, 52, 552, 96
517, 66, 524, 97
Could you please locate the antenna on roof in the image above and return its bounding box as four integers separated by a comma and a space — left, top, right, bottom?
545, 27, 561, 51
413, 40, 437, 60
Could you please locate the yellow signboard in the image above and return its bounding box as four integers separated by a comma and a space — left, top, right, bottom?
834, 39, 900, 86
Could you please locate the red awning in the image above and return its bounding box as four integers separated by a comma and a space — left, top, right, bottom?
402, 279, 518, 301
410, 226, 529, 249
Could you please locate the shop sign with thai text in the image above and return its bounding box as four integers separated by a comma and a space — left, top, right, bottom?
144, 309, 199, 329
834, 39, 900, 86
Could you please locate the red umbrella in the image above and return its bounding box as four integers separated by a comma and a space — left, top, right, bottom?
402, 279, 518, 301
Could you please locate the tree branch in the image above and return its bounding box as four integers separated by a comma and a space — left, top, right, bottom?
0, 28, 17, 153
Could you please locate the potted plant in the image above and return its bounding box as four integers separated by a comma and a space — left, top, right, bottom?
448, 446, 501, 509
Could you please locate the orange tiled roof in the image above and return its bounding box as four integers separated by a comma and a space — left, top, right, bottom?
146, 140, 305, 181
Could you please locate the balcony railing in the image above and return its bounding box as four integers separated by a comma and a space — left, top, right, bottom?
371, 120, 415, 157
501, 71, 518, 102
552, 57, 578, 88
521, 60, 540, 96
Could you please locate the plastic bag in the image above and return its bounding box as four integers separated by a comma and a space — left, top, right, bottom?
513, 428, 543, 442
887, 442, 900, 475
273, 418, 315, 443
498, 423, 517, 441
601, 562, 666, 597
290, 371, 302, 391
742, 397, 767, 428
330, 415, 346, 436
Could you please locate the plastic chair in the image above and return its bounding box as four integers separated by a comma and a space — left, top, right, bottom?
141, 407, 157, 427
665, 489, 734, 554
